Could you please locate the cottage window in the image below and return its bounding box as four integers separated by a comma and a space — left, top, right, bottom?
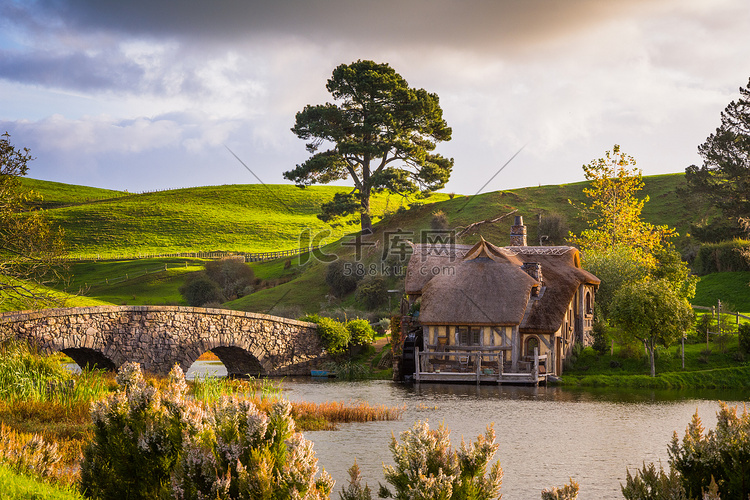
585, 291, 592, 315
457, 326, 481, 346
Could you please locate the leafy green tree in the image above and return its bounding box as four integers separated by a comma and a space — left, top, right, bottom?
178, 273, 224, 306
286, 60, 453, 233
0, 132, 65, 310
203, 257, 255, 300
571, 145, 675, 266
685, 78, 750, 236
355, 275, 388, 310
581, 245, 650, 318
610, 279, 693, 377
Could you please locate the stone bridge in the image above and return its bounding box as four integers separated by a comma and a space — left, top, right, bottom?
0, 305, 326, 377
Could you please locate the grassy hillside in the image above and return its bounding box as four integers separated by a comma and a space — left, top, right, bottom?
29, 182, 447, 258
692, 271, 750, 313
19, 172, 749, 316
19, 177, 126, 208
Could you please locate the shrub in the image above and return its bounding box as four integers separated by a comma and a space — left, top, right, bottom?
624, 402, 750, 500
172, 399, 333, 500
692, 238, 750, 275
0, 423, 63, 482
591, 321, 609, 355
541, 478, 579, 500
346, 319, 376, 346
355, 275, 388, 310
80, 362, 186, 499
80, 362, 333, 500
301, 315, 350, 355
378, 420, 503, 500
739, 323, 750, 354
431, 210, 449, 231
538, 213, 569, 246
325, 260, 363, 297
204, 258, 255, 300
178, 273, 224, 306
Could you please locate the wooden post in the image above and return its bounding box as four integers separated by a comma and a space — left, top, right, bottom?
498, 352, 503, 384
415, 346, 420, 383
476, 353, 481, 385
533, 347, 539, 385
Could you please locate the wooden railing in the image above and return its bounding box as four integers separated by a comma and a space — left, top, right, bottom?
414, 346, 547, 385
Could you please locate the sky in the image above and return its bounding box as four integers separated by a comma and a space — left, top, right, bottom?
1, 0, 749, 195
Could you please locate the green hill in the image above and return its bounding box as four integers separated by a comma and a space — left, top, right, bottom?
16, 172, 749, 315
28, 182, 447, 258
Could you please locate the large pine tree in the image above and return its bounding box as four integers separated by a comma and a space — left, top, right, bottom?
685, 78, 750, 237
286, 60, 453, 233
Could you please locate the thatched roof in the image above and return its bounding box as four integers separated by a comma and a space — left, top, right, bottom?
407, 239, 600, 332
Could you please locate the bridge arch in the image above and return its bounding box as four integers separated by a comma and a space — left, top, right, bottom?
0, 305, 326, 377
61, 347, 117, 371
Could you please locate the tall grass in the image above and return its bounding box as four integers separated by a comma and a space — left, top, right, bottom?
190, 374, 283, 403
0, 340, 110, 407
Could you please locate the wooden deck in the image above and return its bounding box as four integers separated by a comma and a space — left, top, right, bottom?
413, 347, 547, 385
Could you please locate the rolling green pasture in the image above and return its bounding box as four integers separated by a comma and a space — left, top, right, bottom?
59, 258, 208, 306
31, 182, 447, 258
13, 172, 749, 316
692, 271, 750, 313
19, 177, 126, 208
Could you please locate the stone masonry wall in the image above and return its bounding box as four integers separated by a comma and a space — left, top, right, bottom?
0, 305, 326, 377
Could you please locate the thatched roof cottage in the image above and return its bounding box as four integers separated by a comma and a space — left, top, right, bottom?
403, 216, 599, 383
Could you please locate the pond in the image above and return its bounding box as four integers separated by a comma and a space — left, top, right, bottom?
278, 378, 745, 500
75, 360, 748, 499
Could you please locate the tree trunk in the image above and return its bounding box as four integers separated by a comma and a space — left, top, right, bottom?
648, 340, 656, 377
359, 186, 373, 234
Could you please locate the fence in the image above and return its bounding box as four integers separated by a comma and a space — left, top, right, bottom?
64, 247, 320, 263
691, 302, 750, 324
73, 246, 321, 287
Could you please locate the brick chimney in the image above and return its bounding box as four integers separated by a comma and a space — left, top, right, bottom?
510, 215, 527, 246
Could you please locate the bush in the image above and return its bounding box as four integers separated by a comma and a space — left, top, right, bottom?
431, 210, 449, 231
379, 421, 503, 500
346, 319, 376, 346
541, 479, 579, 500
301, 314, 350, 355
591, 321, 609, 355
178, 273, 224, 306
538, 213, 569, 246
739, 323, 750, 354
325, 260, 363, 298
80, 363, 333, 500
692, 238, 750, 275
355, 275, 388, 310
624, 402, 750, 499
204, 258, 255, 300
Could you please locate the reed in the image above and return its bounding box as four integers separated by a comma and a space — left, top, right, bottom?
0, 340, 110, 408
190, 374, 283, 403
290, 400, 404, 427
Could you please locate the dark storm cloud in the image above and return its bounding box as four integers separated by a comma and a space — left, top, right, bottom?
35, 0, 654, 51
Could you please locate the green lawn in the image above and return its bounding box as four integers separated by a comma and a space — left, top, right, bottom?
562, 339, 750, 389
694, 271, 750, 314
0, 464, 83, 500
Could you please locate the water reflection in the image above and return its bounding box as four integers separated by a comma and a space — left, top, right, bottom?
279, 379, 749, 500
